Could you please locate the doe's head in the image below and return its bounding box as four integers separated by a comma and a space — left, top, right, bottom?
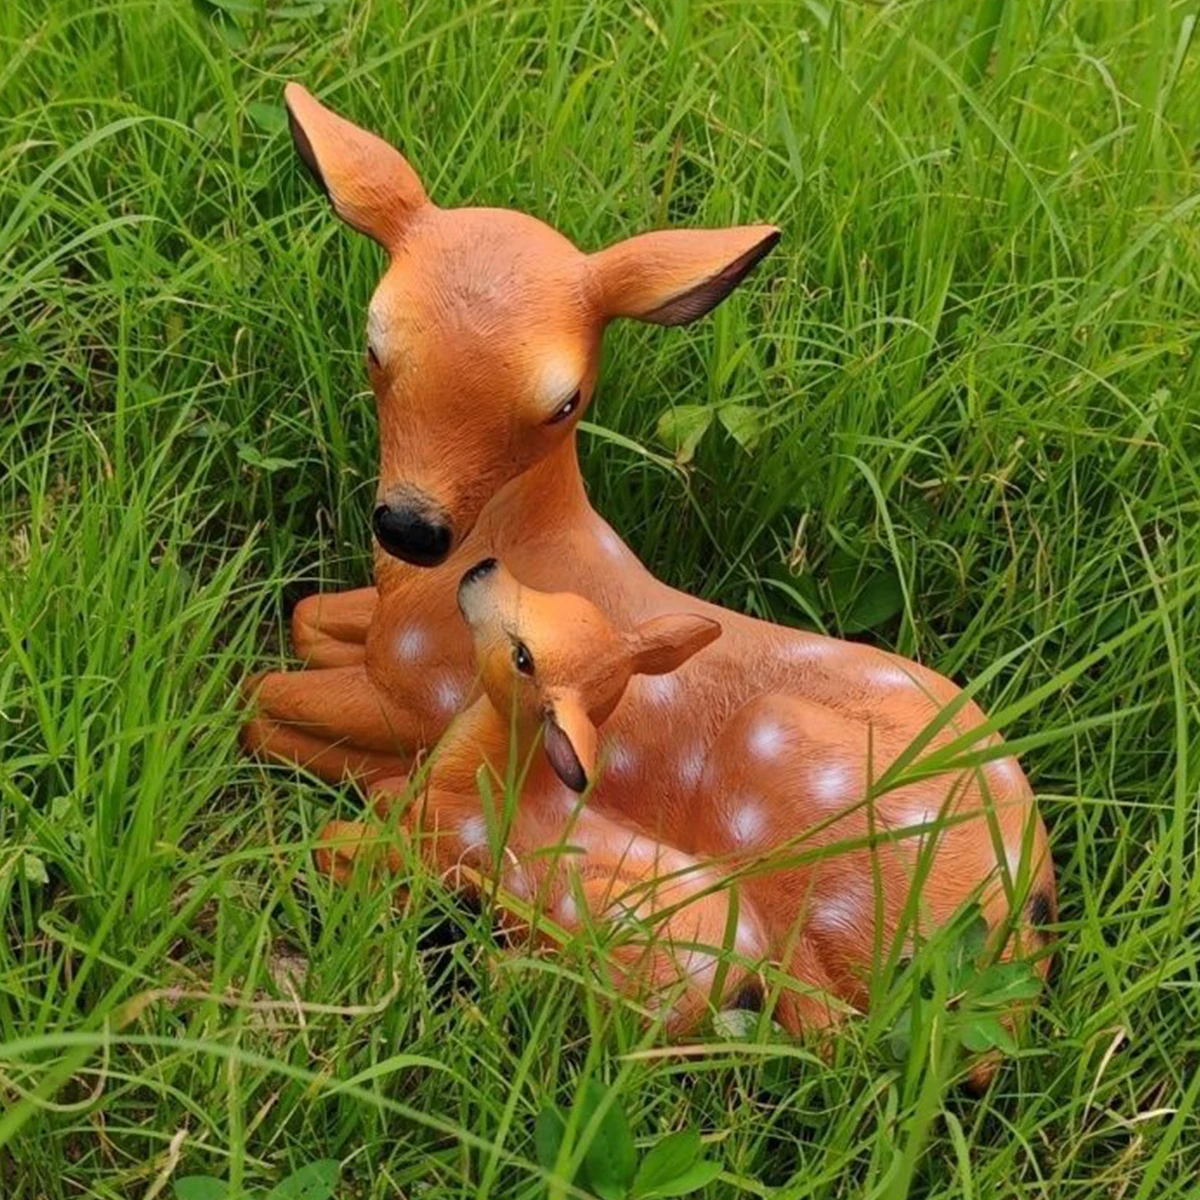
456, 559, 721, 792
284, 83, 780, 566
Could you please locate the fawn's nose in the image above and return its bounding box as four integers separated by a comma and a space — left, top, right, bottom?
373, 502, 453, 566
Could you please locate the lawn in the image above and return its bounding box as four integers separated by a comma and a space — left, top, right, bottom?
2, 0, 1199, 1195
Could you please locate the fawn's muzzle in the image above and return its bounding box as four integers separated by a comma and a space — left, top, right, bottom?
373, 501, 452, 566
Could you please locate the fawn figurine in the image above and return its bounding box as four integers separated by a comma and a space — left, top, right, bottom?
245, 85, 1056, 1028
317, 560, 1053, 1036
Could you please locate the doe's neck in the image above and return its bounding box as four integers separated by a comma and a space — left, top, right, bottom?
477, 432, 591, 543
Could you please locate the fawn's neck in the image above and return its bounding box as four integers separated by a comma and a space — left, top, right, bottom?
427, 698, 551, 797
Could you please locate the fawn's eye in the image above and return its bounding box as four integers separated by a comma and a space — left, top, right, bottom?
546, 389, 580, 425
367, 344, 381, 369
513, 641, 535, 676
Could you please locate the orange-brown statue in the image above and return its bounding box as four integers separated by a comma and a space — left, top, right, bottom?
244, 84, 1056, 1029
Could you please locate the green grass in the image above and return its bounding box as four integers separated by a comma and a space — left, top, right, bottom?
3, 0, 1200, 1194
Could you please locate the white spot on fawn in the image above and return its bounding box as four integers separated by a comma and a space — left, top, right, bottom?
395, 625, 428, 661
432, 674, 464, 715
558, 893, 578, 924
735, 916, 762, 956
503, 867, 531, 899
676, 745, 707, 793
604, 740, 637, 779
458, 816, 487, 851
681, 949, 717, 988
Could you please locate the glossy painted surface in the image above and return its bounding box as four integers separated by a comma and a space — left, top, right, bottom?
247, 84, 1055, 1030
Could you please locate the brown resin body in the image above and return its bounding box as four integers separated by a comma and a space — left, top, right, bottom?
246, 84, 1055, 1030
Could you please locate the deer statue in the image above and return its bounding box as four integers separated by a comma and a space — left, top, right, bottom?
315, 558, 1052, 1035
243, 83, 1055, 1028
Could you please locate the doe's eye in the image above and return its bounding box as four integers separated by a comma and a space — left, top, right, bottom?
513, 641, 535, 676
546, 389, 581, 425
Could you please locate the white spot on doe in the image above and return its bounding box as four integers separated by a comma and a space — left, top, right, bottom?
985, 756, 1027, 796
395, 625, 428, 661
808, 762, 856, 806
748, 719, 786, 759
639, 673, 678, 706
784, 638, 834, 665
596, 525, 626, 560
871, 663, 920, 690
907, 802, 944, 834
604, 740, 638, 779
676, 745, 707, 792
1005, 841, 1038, 883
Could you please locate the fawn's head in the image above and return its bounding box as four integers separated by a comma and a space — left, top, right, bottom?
456, 558, 720, 791
285, 83, 779, 566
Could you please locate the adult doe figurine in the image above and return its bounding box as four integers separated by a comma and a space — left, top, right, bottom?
244, 84, 1055, 1027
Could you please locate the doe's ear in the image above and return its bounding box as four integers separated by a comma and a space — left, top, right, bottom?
588, 225, 780, 326
630, 613, 722, 677
543, 691, 597, 794
284, 83, 428, 251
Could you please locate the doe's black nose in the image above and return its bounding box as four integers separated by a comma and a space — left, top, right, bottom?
373, 504, 452, 567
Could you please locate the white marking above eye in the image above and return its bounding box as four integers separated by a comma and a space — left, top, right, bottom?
538, 358, 582, 412
366, 303, 388, 360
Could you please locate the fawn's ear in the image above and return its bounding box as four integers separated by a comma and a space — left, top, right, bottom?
588, 225, 780, 326
284, 83, 428, 251
631, 613, 722, 676
543, 691, 597, 794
